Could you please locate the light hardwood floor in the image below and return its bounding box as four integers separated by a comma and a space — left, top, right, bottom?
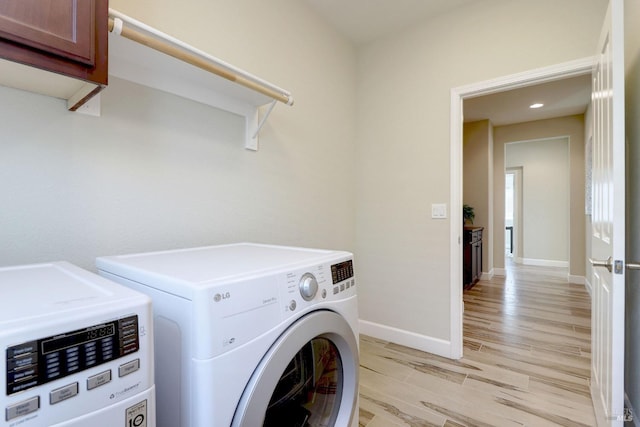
358, 261, 595, 427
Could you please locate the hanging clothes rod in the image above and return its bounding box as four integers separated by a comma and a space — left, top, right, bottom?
107, 9, 294, 106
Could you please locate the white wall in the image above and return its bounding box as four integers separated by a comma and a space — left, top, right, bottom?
0, 0, 610, 359
506, 138, 570, 265
463, 120, 493, 274
493, 115, 586, 277
355, 0, 606, 353
0, 0, 357, 271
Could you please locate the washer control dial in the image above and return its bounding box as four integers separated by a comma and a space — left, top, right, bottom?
299, 273, 318, 301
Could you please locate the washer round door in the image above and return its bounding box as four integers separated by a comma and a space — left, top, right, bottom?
232, 310, 359, 427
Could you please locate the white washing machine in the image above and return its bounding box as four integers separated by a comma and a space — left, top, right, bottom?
96, 243, 359, 427
0, 262, 155, 427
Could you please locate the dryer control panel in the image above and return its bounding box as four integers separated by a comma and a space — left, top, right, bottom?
6, 315, 139, 396
0, 262, 155, 427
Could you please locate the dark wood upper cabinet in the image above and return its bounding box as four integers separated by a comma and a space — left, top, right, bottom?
0, 0, 108, 86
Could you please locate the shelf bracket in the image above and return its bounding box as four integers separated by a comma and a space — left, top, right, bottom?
245, 100, 277, 151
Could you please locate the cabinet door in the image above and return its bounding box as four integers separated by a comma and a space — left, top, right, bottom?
463, 242, 472, 287
0, 0, 107, 84
472, 241, 481, 282
0, 0, 93, 64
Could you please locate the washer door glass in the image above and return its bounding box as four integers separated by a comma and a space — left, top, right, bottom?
232, 310, 359, 427
265, 337, 341, 426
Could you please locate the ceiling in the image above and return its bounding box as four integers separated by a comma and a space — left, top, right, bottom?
463, 74, 592, 126
302, 0, 592, 126
302, 0, 477, 45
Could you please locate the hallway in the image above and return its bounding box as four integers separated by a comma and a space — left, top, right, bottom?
358, 263, 594, 426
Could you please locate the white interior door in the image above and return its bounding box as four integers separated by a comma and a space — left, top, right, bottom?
589, 0, 626, 425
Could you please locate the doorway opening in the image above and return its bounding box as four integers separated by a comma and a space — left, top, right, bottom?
449, 57, 594, 359
505, 170, 515, 258
505, 137, 570, 270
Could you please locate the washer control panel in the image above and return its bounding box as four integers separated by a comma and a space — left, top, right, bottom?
6, 315, 139, 397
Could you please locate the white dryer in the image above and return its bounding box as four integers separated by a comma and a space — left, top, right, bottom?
0, 262, 155, 427
96, 243, 359, 427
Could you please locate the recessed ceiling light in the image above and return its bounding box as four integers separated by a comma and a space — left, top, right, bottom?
530, 103, 544, 109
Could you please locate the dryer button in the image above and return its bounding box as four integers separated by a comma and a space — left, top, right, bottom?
50, 382, 78, 405
6, 396, 39, 421
119, 359, 140, 377
289, 300, 297, 311
87, 370, 112, 390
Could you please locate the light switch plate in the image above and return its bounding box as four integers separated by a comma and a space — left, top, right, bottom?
431, 203, 447, 219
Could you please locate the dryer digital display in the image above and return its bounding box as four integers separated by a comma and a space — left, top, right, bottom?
6, 315, 139, 395
331, 260, 354, 284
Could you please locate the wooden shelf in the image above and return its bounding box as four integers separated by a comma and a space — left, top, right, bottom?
107, 10, 293, 151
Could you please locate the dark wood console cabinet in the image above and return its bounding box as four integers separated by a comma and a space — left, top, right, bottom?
463, 226, 483, 289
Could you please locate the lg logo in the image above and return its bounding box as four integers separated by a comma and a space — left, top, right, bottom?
213, 292, 231, 302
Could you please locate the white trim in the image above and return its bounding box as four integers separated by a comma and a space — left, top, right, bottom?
480, 269, 494, 280
585, 277, 593, 297
358, 320, 454, 359
503, 134, 572, 146
568, 275, 586, 285
450, 56, 595, 362
521, 258, 569, 268
493, 267, 506, 277
452, 57, 594, 99
449, 86, 464, 360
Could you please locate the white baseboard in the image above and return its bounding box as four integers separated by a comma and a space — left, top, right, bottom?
521, 258, 569, 268
480, 269, 494, 280
568, 275, 585, 285
493, 268, 506, 277
358, 320, 453, 359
